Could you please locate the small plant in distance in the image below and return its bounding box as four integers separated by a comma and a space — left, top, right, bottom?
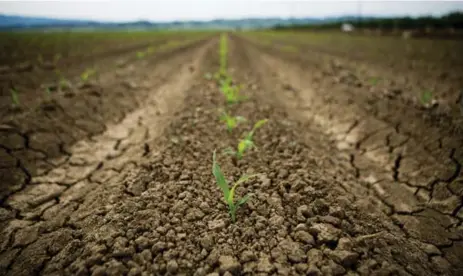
58, 76, 72, 91
369, 77, 380, 86
281, 45, 297, 52
45, 87, 52, 98
55, 70, 71, 91
10, 88, 20, 107
219, 109, 246, 132
225, 119, 268, 159
146, 46, 155, 54
136, 51, 146, 59
212, 150, 259, 223
220, 76, 247, 104
80, 68, 96, 83
421, 90, 433, 105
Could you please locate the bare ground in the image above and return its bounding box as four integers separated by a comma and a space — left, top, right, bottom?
0, 34, 462, 276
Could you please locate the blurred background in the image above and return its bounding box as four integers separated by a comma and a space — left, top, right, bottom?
0, 0, 462, 36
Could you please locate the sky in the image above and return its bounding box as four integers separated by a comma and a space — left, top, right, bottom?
0, 1, 462, 22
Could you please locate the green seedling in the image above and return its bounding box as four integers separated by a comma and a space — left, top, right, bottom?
54, 69, 72, 91
421, 90, 433, 105
220, 77, 247, 104
219, 109, 246, 132
45, 87, 52, 98
212, 150, 259, 223
146, 46, 155, 54
136, 51, 146, 59
369, 77, 380, 86
281, 45, 297, 52
59, 77, 71, 91
225, 119, 268, 159
80, 68, 97, 82
10, 88, 20, 107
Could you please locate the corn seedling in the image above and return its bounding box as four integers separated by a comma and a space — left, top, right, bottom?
45, 87, 52, 98
146, 46, 155, 54
59, 77, 71, 91
369, 77, 380, 86
281, 45, 298, 52
80, 68, 97, 83
225, 119, 268, 159
10, 88, 20, 107
212, 150, 259, 222
54, 70, 71, 91
219, 109, 246, 132
220, 77, 247, 104
136, 51, 146, 59
421, 90, 433, 105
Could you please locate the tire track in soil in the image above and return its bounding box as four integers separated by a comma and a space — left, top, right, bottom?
0, 39, 209, 202
232, 35, 463, 275
0, 39, 215, 276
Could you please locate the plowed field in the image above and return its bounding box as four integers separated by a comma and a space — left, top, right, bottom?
1, 31, 462, 276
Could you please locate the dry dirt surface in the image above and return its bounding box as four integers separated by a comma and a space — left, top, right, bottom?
1, 32, 462, 276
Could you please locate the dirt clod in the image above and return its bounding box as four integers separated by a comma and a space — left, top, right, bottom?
309, 223, 341, 244
219, 255, 241, 274
256, 255, 274, 273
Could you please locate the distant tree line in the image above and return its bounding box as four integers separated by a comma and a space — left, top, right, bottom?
273, 12, 463, 31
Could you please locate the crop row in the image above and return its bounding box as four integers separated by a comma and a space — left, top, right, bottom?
209, 34, 268, 223
8, 37, 203, 109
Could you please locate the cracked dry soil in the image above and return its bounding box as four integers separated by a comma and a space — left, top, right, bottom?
1, 34, 462, 276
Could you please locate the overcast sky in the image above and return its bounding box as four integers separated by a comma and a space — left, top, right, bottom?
0, 1, 462, 22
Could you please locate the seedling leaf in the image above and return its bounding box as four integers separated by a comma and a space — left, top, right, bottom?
237, 194, 251, 207
253, 119, 268, 130
421, 90, 433, 105
212, 150, 229, 200
10, 88, 19, 107
212, 151, 259, 223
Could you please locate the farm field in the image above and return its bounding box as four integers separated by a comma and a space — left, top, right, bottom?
0, 31, 462, 275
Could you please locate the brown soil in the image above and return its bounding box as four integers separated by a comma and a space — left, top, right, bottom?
0, 33, 462, 276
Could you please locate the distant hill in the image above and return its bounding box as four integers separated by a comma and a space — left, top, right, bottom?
0, 14, 100, 28
0, 14, 372, 30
